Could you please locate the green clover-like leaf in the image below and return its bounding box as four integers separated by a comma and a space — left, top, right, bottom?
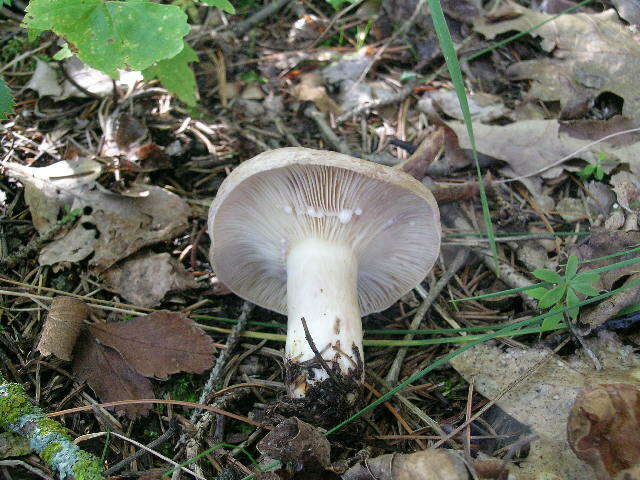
527, 286, 550, 301
541, 305, 564, 331
143, 42, 198, 106
565, 253, 579, 280
574, 271, 600, 283
532, 268, 562, 284
25, 0, 190, 77
539, 284, 567, 309
566, 287, 581, 320
571, 281, 600, 297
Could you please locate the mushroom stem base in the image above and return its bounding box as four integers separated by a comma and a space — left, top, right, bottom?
285, 238, 364, 401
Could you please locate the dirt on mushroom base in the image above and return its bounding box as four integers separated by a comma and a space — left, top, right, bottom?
276, 344, 364, 428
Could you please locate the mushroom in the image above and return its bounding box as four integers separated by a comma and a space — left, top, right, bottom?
208, 147, 441, 419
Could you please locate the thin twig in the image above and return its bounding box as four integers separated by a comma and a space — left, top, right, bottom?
104, 419, 179, 475
0, 221, 67, 271
304, 105, 352, 155
191, 301, 254, 423
385, 248, 470, 385
233, 0, 293, 36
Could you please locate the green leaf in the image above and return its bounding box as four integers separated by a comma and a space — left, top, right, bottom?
24, 0, 190, 77
595, 165, 604, 181
201, 0, 235, 13
565, 254, 579, 280
574, 271, 601, 284
0, 76, 14, 120
541, 306, 564, 331
53, 44, 73, 61
527, 286, 550, 300
532, 268, 562, 284
143, 42, 198, 106
566, 288, 580, 319
571, 281, 600, 297
428, 0, 498, 271
579, 164, 595, 178
539, 284, 567, 309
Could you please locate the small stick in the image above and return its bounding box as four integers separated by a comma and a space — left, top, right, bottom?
191, 301, 254, 422
105, 419, 179, 475
385, 248, 469, 385
0, 222, 66, 271
304, 106, 352, 155
233, 0, 292, 36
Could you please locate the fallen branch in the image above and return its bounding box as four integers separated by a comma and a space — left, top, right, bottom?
0, 373, 104, 480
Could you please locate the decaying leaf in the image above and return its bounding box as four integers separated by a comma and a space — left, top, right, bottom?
573, 231, 640, 291
612, 0, 640, 26
39, 184, 190, 271
611, 171, 640, 214
73, 331, 154, 419
89, 311, 214, 380
342, 449, 469, 480
291, 72, 341, 115
578, 274, 640, 335
447, 117, 640, 179
418, 90, 508, 123
474, 2, 640, 121
37, 296, 88, 361
257, 417, 330, 472
1, 158, 102, 234
25, 59, 62, 98
449, 334, 640, 480
103, 252, 198, 307
568, 383, 640, 480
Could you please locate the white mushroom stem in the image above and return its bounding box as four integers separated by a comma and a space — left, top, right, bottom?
286, 238, 364, 398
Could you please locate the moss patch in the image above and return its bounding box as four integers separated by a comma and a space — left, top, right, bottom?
72, 451, 104, 480
0, 383, 34, 426
40, 441, 63, 464
36, 417, 69, 437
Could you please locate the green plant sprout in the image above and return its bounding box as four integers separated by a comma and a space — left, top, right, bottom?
527, 254, 601, 330
59, 205, 82, 225
578, 151, 606, 181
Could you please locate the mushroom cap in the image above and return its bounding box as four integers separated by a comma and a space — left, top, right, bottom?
208, 147, 441, 316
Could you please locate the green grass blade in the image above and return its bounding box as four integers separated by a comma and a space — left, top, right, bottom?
427, 0, 498, 270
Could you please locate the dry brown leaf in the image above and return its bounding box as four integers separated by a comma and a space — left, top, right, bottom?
73, 331, 154, 419
447, 117, 640, 178
612, 0, 640, 26
474, 2, 640, 121
342, 449, 469, 480
38, 184, 190, 272
418, 90, 507, 123
103, 252, 198, 307
89, 311, 214, 380
37, 297, 88, 361
1, 158, 102, 234
568, 383, 640, 480
291, 72, 341, 115
573, 231, 640, 291
579, 274, 640, 335
257, 417, 331, 472
449, 334, 640, 480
